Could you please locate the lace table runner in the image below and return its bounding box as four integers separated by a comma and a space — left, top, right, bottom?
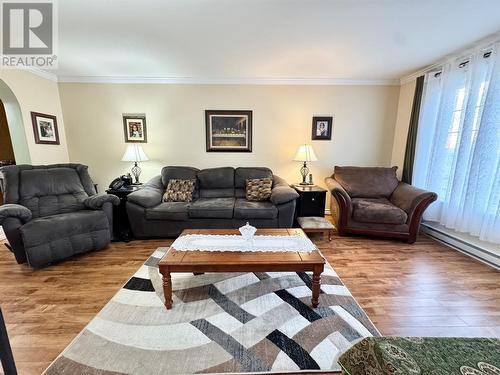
171, 234, 317, 253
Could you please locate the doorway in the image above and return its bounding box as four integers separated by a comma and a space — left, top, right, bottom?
0, 99, 16, 205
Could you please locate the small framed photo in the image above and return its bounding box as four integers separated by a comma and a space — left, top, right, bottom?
31, 112, 59, 145
312, 116, 333, 140
205, 110, 252, 152
123, 114, 147, 143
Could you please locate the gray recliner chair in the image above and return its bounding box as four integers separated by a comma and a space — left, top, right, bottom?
0, 164, 119, 268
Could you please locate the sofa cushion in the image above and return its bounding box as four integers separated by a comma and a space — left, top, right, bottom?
161, 166, 199, 187
19, 210, 110, 267
188, 197, 235, 219
199, 188, 235, 198
234, 198, 278, 219
246, 178, 273, 201
352, 198, 408, 225
235, 167, 273, 188
146, 202, 190, 221
198, 167, 234, 189
163, 179, 196, 202
334, 166, 399, 198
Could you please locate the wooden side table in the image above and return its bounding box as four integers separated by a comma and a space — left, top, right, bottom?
106, 185, 142, 242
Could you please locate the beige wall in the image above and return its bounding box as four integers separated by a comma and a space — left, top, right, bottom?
0, 69, 69, 164
59, 83, 400, 195
390, 80, 416, 178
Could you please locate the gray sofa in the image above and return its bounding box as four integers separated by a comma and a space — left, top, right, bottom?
127, 166, 299, 238
0, 164, 119, 268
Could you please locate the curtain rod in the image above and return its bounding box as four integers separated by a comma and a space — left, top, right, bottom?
431, 50, 492, 78
400, 33, 499, 84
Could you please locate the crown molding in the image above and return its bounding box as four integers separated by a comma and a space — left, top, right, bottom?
400, 62, 443, 85
22, 67, 58, 82
56, 75, 400, 86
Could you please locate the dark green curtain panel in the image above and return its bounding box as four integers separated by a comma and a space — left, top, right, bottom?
402, 75, 425, 184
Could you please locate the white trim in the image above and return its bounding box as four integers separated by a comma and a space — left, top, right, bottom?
56, 75, 399, 86
400, 62, 444, 85
422, 223, 499, 269
400, 31, 500, 85
22, 67, 58, 82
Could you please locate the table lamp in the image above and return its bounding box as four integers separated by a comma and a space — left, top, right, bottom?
121, 144, 149, 184
293, 144, 317, 185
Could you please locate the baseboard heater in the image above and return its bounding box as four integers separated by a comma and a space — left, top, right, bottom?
421, 223, 500, 269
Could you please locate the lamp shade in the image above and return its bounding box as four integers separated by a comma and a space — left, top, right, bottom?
293, 144, 317, 162
121, 144, 149, 162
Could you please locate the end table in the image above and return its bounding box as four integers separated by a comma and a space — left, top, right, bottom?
292, 184, 327, 217
106, 184, 141, 242
292, 184, 334, 241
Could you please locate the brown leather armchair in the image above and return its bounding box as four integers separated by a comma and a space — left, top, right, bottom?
325, 166, 437, 243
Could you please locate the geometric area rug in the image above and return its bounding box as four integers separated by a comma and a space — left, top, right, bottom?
43, 247, 379, 374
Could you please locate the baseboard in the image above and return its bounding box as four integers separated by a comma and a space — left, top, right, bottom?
421, 223, 500, 269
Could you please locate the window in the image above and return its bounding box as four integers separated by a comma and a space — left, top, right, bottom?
412, 43, 500, 244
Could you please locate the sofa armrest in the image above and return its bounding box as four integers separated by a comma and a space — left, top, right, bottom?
127, 176, 164, 208
270, 175, 299, 205
0, 204, 32, 226
390, 182, 437, 218
84, 193, 120, 209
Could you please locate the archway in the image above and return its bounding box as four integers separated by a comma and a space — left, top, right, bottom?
0, 79, 30, 165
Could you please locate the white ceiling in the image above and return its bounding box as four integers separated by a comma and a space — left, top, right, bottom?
54, 0, 500, 83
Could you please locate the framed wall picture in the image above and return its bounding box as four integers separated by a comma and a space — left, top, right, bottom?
31, 112, 59, 145
205, 110, 252, 152
123, 114, 147, 143
312, 116, 333, 140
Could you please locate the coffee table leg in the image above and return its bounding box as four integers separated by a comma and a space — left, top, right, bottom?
163, 270, 173, 309
311, 267, 322, 308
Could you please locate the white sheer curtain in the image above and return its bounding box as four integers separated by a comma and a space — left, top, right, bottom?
413, 41, 500, 244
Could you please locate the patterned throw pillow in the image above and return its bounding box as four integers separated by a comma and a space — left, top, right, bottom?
246, 178, 273, 201
163, 179, 196, 202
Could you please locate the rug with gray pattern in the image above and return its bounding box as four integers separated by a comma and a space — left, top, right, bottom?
44, 247, 378, 374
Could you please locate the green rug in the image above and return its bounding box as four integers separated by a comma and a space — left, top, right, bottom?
339, 336, 500, 375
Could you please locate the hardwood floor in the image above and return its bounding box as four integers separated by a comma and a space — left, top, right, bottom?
0, 231, 499, 375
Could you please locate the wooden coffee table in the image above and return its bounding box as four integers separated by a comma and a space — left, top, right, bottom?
159, 228, 326, 309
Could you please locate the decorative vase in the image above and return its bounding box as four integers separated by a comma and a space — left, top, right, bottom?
239, 222, 256, 244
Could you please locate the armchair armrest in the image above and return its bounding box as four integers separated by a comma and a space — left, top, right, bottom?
127, 176, 164, 208
0, 204, 32, 226
325, 177, 351, 206
390, 182, 437, 218
270, 175, 299, 205
325, 177, 352, 212
84, 194, 120, 209
325, 176, 352, 233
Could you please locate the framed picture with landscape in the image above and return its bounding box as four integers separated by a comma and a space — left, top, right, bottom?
205, 110, 252, 152
31, 112, 59, 145
123, 114, 147, 143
